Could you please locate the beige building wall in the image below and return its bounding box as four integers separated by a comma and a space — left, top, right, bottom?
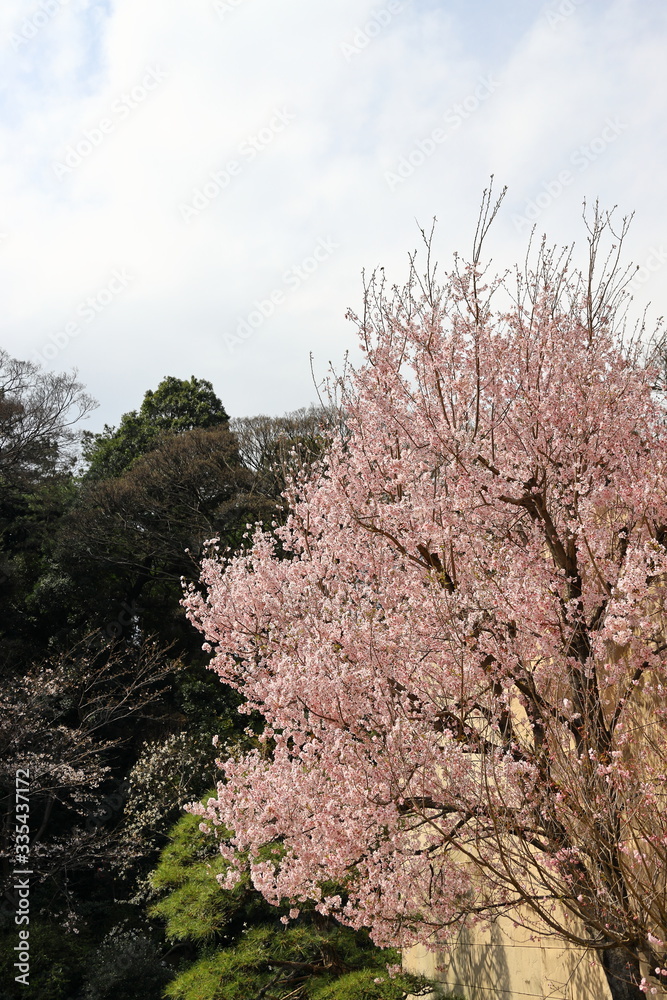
403, 912, 614, 1000
401, 578, 667, 999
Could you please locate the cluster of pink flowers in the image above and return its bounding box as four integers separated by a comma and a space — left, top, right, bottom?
185, 215, 667, 996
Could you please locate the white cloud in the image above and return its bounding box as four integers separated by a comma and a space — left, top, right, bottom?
0, 0, 665, 430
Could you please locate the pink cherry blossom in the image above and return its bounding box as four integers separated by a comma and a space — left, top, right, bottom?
185, 195, 667, 1000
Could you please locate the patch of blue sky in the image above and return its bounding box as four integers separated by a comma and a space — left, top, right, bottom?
1, 1, 111, 110
67, 1, 112, 92
0, 4, 112, 201
417, 0, 540, 53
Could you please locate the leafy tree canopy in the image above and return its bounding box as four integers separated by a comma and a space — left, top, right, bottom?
0, 350, 95, 667
82, 376, 229, 480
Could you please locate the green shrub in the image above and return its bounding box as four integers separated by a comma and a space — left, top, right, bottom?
149, 799, 435, 1000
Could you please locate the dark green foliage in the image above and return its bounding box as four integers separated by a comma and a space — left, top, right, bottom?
82, 376, 229, 481
80, 925, 172, 1000
62, 424, 267, 657
0, 917, 171, 1000
139, 376, 229, 433
0, 360, 439, 1000
0, 919, 93, 1000
0, 472, 79, 667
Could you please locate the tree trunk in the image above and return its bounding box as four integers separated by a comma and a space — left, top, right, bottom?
602, 947, 645, 1000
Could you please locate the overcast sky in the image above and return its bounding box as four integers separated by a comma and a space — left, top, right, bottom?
1, 0, 665, 432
